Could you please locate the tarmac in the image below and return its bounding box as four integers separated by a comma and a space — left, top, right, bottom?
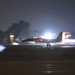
0, 45, 75, 75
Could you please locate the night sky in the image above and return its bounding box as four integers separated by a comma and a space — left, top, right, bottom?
0, 0, 75, 33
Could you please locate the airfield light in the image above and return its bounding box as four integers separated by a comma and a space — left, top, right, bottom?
42, 33, 54, 39
12, 42, 19, 45
10, 34, 14, 43
0, 45, 6, 52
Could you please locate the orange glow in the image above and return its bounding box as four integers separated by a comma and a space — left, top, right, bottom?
34, 38, 43, 42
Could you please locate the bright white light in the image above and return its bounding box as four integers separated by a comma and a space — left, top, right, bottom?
10, 34, 14, 38
42, 33, 53, 39
0, 45, 6, 52
12, 42, 19, 45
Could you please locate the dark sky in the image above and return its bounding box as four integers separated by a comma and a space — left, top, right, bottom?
0, 0, 75, 33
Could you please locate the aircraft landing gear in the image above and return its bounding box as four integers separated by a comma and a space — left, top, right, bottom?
47, 43, 51, 48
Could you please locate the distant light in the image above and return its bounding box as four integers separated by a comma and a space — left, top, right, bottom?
12, 42, 19, 45
10, 34, 14, 38
0, 45, 6, 52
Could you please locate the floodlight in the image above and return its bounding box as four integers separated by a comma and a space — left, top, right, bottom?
42, 33, 53, 39
0, 45, 6, 52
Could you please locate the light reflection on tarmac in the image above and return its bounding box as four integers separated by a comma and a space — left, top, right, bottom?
1, 45, 75, 75
0, 61, 75, 75
60, 46, 75, 48
50, 45, 75, 48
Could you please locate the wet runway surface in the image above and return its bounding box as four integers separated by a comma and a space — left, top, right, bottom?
0, 45, 75, 75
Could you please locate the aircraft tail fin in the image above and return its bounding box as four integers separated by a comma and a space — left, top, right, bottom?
55, 32, 63, 42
